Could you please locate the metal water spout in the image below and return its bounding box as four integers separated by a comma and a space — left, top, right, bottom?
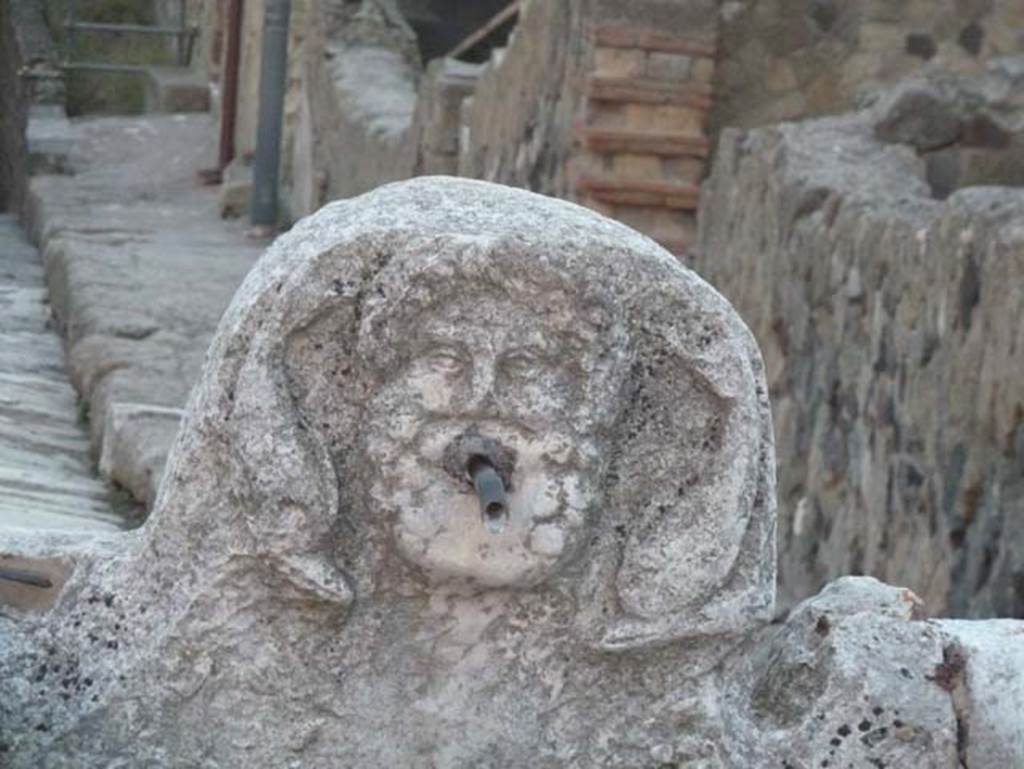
443, 431, 517, 534
467, 454, 509, 533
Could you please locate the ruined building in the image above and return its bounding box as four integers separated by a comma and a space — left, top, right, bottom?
178, 0, 1024, 618
1, 0, 1023, 764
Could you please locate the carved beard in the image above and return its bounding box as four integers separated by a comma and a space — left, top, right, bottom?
364, 413, 600, 590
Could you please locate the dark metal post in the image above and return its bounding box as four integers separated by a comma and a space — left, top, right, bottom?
64, 0, 78, 65
250, 0, 291, 229
218, 0, 243, 171
177, 0, 187, 65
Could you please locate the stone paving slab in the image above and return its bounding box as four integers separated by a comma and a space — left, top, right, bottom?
0, 215, 127, 534
25, 114, 265, 508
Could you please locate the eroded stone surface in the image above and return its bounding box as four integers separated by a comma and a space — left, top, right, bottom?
936, 619, 1024, 767
723, 577, 1024, 768
0, 177, 775, 766
3, 178, 1020, 767
872, 76, 963, 150
725, 579, 961, 767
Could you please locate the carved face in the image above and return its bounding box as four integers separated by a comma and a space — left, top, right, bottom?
364, 292, 608, 589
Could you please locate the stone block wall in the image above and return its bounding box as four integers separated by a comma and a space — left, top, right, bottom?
714, 0, 1024, 132
455, 0, 581, 196
692, 84, 1024, 618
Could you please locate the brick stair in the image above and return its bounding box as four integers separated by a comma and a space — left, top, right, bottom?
570, 24, 716, 257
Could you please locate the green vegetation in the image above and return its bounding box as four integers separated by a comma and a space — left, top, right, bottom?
43, 0, 176, 115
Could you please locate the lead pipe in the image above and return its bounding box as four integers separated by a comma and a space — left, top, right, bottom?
0, 568, 53, 589
467, 455, 509, 533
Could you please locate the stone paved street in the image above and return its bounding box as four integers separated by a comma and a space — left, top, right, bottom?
0, 215, 127, 533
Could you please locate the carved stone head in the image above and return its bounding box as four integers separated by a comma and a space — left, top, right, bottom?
146, 176, 775, 649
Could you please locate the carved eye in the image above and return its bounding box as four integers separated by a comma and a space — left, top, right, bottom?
423, 346, 464, 375
502, 348, 546, 376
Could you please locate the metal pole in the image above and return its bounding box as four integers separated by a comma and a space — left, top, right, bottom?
250, 0, 291, 229
64, 0, 78, 66
218, 0, 243, 171
177, 0, 187, 65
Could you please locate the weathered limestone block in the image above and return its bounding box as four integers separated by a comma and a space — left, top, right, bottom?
694, 80, 1024, 618
26, 104, 73, 177
3, 177, 1023, 766
935, 619, 1024, 768
871, 77, 963, 150
143, 67, 211, 114
313, 41, 418, 197
869, 59, 1024, 197
725, 577, 1024, 767
99, 403, 185, 509
458, 0, 580, 195
217, 156, 254, 219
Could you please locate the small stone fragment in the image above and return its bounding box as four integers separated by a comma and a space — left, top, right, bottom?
873, 80, 962, 150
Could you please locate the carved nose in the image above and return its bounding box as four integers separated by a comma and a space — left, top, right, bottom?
464, 357, 498, 413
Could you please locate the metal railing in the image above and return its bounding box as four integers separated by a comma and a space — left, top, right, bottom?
61, 0, 198, 73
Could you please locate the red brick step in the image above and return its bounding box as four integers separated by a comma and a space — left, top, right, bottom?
587, 75, 713, 109
576, 176, 701, 210
582, 127, 709, 158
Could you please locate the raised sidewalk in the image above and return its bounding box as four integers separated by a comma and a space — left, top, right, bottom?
25, 113, 263, 510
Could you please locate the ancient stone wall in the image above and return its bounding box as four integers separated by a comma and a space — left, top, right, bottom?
454, 0, 581, 197
693, 69, 1024, 618
714, 0, 1024, 132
